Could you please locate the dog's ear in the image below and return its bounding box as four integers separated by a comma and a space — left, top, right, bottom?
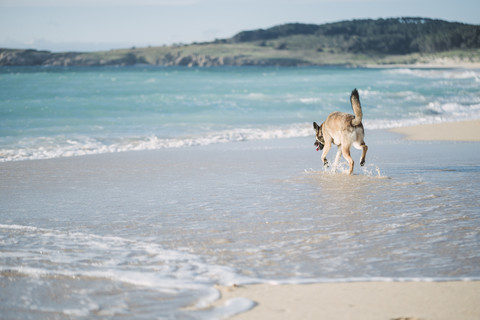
313, 122, 319, 130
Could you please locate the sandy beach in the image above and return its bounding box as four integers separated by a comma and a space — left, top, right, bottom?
1, 123, 479, 319
2, 65, 480, 319
390, 120, 480, 141
214, 281, 480, 320
207, 120, 480, 320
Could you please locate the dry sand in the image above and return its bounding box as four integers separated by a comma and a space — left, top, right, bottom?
390, 120, 480, 141
213, 281, 480, 320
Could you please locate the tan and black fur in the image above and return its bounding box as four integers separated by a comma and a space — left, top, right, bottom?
313, 89, 368, 174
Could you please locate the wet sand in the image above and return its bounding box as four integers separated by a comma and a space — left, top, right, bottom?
2, 122, 479, 319
210, 120, 480, 320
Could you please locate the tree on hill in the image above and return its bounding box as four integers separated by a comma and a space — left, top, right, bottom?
228, 17, 480, 54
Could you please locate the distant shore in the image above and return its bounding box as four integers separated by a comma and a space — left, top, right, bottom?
2, 47, 480, 68
390, 120, 480, 141
212, 281, 480, 320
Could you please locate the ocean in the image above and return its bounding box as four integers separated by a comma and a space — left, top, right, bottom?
1, 66, 480, 319
1, 66, 479, 162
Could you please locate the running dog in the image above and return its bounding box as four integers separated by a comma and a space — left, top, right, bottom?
313, 89, 368, 175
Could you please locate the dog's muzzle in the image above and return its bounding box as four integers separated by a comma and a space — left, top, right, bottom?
314, 140, 324, 151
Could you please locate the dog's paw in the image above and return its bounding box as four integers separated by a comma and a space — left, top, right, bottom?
323, 159, 329, 167
360, 159, 365, 166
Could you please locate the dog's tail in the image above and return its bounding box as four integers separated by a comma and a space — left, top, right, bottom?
350, 88, 362, 126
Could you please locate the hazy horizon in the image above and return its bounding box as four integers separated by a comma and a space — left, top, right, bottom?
1, 0, 479, 52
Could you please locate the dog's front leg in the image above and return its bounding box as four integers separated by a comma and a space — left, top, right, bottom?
321, 141, 332, 167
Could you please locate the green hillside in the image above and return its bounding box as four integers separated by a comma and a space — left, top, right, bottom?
1, 17, 479, 66
227, 18, 480, 54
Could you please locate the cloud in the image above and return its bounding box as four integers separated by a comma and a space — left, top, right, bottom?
0, 0, 199, 7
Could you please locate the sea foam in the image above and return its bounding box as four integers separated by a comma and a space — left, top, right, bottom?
0, 223, 255, 319
386, 68, 480, 81
0, 125, 312, 162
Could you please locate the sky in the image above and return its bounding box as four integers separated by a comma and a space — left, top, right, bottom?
1, 0, 479, 52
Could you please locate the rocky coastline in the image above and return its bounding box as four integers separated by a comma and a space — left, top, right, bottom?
0, 48, 313, 67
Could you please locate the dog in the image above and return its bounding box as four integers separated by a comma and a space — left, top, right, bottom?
313, 89, 368, 175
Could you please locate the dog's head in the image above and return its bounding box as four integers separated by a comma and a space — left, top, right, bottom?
313, 122, 325, 151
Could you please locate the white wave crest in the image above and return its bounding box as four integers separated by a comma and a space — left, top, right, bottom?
425, 101, 480, 116
0, 124, 313, 162
386, 68, 480, 81
3, 113, 480, 162
299, 97, 322, 104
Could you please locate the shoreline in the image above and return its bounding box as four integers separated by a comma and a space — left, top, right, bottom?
0, 119, 478, 164
2, 48, 480, 69
389, 120, 480, 141
210, 119, 480, 319
213, 281, 480, 320
1, 61, 480, 69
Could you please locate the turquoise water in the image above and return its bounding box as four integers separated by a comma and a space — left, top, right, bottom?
1, 66, 480, 319
1, 66, 479, 161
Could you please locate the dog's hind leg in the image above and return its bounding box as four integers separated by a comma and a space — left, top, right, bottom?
342, 145, 354, 175
360, 143, 368, 166
333, 147, 342, 172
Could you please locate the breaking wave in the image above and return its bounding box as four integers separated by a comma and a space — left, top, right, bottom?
386, 68, 480, 81
3, 112, 479, 162
0, 125, 313, 162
